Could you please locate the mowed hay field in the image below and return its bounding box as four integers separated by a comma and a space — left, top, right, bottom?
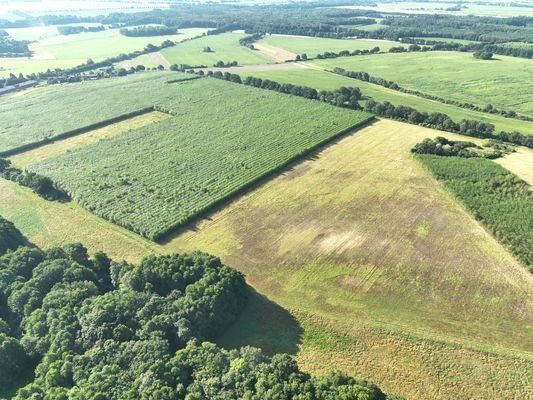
160, 32, 274, 66
259, 35, 399, 57
239, 67, 533, 135
312, 51, 533, 116
27, 77, 372, 240
0, 28, 208, 78
1, 119, 532, 399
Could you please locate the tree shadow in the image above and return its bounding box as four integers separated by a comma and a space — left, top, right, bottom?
216, 287, 303, 356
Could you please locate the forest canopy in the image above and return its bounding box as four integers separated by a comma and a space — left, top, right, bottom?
0, 218, 398, 399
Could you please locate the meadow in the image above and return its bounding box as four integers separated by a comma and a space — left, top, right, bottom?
258, 35, 400, 57
28, 76, 371, 240
160, 32, 274, 66
0, 72, 197, 154
0, 28, 208, 78
312, 51, 533, 116
2, 119, 532, 399
238, 67, 533, 135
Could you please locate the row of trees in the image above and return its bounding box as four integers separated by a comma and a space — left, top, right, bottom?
207, 71, 362, 108
332, 67, 531, 122
0, 219, 399, 399
0, 158, 69, 201
364, 99, 533, 148
57, 25, 105, 35
119, 25, 177, 37
213, 60, 238, 67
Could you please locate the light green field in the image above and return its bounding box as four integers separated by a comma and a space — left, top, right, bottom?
0, 28, 209, 78
311, 51, 533, 116
260, 35, 399, 57
337, 2, 533, 17
0, 72, 195, 153
1, 119, 532, 399
5, 23, 105, 41
160, 32, 275, 66
239, 67, 533, 135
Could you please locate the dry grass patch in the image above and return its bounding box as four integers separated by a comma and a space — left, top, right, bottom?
495, 147, 533, 187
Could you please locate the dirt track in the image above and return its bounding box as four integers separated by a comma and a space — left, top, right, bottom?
197, 61, 307, 73
253, 41, 298, 62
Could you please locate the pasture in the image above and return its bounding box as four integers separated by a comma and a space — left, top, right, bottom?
1, 119, 532, 399
238, 67, 533, 135
312, 51, 533, 116
27, 76, 371, 240
0, 28, 209, 78
160, 32, 274, 67
259, 35, 399, 57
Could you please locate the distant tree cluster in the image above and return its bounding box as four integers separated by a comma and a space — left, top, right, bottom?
213, 60, 238, 67
0, 221, 399, 399
57, 25, 105, 35
0, 30, 30, 57
313, 46, 380, 60
239, 33, 263, 49
473, 50, 494, 60
0, 158, 69, 201
119, 25, 177, 37
411, 137, 507, 159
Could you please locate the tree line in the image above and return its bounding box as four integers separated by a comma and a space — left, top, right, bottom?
364, 99, 533, 148
0, 158, 69, 201
332, 67, 532, 122
206, 70, 363, 109
57, 25, 105, 35
0, 218, 401, 399
119, 25, 177, 37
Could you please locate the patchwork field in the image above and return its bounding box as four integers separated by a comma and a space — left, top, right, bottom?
0, 28, 209, 78
9, 111, 171, 168
24, 76, 371, 239
1, 119, 532, 399
0, 72, 199, 154
160, 32, 274, 67
259, 35, 399, 57
238, 67, 533, 135
312, 51, 533, 116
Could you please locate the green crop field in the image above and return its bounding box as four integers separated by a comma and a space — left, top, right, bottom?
26, 75, 371, 240
417, 155, 533, 270
0, 72, 199, 153
259, 35, 399, 57
238, 67, 533, 135
0, 28, 209, 78
160, 32, 274, 66
2, 119, 532, 399
311, 51, 533, 116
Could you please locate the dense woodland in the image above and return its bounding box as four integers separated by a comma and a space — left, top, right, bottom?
0, 219, 398, 399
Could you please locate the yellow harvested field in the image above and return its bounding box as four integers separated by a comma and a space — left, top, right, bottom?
495, 147, 533, 187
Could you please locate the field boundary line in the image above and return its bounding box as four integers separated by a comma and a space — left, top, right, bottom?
0, 106, 164, 158
157, 116, 376, 243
